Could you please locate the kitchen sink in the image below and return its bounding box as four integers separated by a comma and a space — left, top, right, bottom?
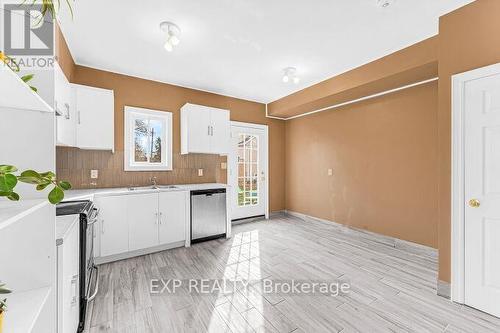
157, 185, 178, 189
127, 185, 178, 191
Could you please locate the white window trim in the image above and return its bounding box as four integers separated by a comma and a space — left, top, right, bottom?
124, 106, 173, 171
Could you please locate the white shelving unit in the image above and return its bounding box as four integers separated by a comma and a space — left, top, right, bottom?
2, 287, 52, 333
0, 67, 53, 113
0, 66, 56, 333
0, 199, 47, 230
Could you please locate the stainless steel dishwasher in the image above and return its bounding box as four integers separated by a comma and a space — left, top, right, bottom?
191, 188, 227, 243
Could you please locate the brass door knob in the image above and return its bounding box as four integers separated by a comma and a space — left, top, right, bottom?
469, 199, 481, 208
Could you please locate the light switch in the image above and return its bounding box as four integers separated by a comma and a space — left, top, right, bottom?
327, 169, 333, 176
198, 169, 204, 177
90, 169, 99, 179
221, 162, 227, 170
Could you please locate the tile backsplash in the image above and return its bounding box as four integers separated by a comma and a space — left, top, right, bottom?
56, 147, 227, 189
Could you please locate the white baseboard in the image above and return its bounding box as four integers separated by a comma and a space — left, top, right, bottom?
269, 210, 286, 217
437, 280, 451, 299
284, 210, 437, 257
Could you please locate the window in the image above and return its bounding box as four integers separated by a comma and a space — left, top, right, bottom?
124, 106, 172, 171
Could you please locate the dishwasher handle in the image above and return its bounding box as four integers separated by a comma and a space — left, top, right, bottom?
191, 188, 226, 196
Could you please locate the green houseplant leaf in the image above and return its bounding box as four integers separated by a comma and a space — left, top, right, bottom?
18, 170, 44, 184
36, 182, 51, 191
0, 165, 18, 173
7, 192, 20, 201
0, 166, 71, 204
58, 181, 72, 190
21, 74, 34, 83
0, 281, 12, 313
0, 174, 17, 192
48, 186, 64, 204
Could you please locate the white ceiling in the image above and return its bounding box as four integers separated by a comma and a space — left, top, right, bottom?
58, 0, 474, 103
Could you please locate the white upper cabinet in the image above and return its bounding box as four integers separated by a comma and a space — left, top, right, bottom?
209, 107, 231, 154
181, 103, 230, 155
72, 84, 115, 151
54, 63, 75, 147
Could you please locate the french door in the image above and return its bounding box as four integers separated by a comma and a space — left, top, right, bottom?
229, 122, 268, 220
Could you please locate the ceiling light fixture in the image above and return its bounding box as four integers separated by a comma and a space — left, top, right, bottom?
377, 0, 394, 8
160, 21, 181, 52
282, 67, 300, 85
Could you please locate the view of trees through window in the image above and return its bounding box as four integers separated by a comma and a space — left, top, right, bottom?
237, 133, 258, 206
134, 118, 163, 163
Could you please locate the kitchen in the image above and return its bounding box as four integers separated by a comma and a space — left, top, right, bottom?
2, 1, 500, 332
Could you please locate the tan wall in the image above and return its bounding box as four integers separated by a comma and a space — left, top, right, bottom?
437, 0, 500, 282
55, 32, 285, 212
55, 25, 75, 82
285, 82, 439, 248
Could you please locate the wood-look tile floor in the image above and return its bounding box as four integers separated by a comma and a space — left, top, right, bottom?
87, 214, 500, 333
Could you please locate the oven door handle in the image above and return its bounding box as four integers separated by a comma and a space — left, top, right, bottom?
87, 218, 99, 226
87, 265, 99, 301
89, 207, 100, 221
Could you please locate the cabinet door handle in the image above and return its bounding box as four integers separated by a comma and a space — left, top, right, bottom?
159, 212, 163, 225
78, 110, 81, 124
64, 103, 70, 120
208, 125, 211, 136
155, 212, 158, 225
71, 274, 78, 306
210, 126, 214, 136
101, 219, 104, 234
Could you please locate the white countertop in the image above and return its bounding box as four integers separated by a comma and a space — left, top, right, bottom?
56, 214, 79, 245
63, 183, 230, 201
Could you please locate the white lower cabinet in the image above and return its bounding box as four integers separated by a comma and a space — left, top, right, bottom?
57, 220, 79, 333
95, 191, 188, 262
97, 195, 128, 257
159, 191, 188, 244
128, 193, 159, 251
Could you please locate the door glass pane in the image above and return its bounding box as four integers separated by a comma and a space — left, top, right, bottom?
237, 133, 259, 207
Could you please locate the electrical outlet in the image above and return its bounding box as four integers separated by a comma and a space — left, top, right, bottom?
221, 162, 227, 170
328, 169, 333, 176
90, 169, 99, 179
198, 169, 204, 177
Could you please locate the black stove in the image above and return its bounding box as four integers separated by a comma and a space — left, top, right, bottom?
56, 200, 93, 216
56, 200, 99, 333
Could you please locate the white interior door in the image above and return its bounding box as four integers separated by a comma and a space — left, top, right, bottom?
464, 70, 500, 317
229, 122, 268, 220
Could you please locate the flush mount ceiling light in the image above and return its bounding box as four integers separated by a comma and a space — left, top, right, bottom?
160, 21, 181, 52
377, 0, 395, 8
282, 67, 300, 84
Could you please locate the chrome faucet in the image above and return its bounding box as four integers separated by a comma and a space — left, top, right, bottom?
150, 176, 158, 188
